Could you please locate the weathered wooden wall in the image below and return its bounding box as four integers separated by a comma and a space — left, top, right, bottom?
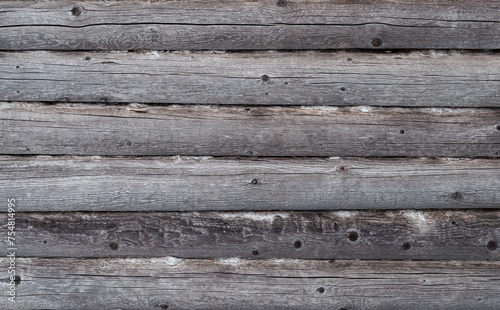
2, 156, 500, 211
3, 0, 500, 50
0, 0, 499, 309
3, 51, 500, 107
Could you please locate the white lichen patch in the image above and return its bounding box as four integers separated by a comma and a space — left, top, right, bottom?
349, 106, 373, 113
401, 210, 427, 223
216, 257, 246, 264
272, 259, 302, 263
217, 212, 290, 222
299, 106, 340, 112
121, 257, 184, 266
336, 211, 359, 218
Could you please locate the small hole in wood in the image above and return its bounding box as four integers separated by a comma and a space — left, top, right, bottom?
16, 65, 19, 69
451, 221, 457, 225
260, 74, 270, 82
252, 250, 260, 256
340, 87, 346, 92
43, 240, 47, 244
496, 125, 500, 131
109, 242, 119, 250
346, 231, 358, 242
487, 240, 497, 251
293, 240, 302, 249
284, 82, 288, 85
13, 275, 21, 285
71, 6, 83, 16
450, 191, 463, 200
276, 0, 289, 7
316, 287, 325, 293
25, 148, 30, 151
400, 129, 405, 134
371, 38, 383, 47
126, 141, 132, 146
157, 304, 169, 309
251, 179, 258, 185
347, 57, 353, 61
402, 242, 411, 250
85, 56, 91, 61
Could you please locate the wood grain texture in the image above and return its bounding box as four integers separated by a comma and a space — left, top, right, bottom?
2, 258, 500, 309
8, 210, 500, 260
3, 0, 500, 50
2, 103, 500, 157
3, 51, 500, 107
2, 156, 500, 211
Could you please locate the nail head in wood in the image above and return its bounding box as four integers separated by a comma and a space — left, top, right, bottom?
109, 242, 119, 250
347, 231, 358, 242
402, 242, 412, 250
487, 240, 497, 251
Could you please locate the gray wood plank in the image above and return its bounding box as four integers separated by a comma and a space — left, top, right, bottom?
2, 156, 499, 211
2, 0, 500, 50
2, 258, 499, 309
3, 51, 500, 107
2, 103, 499, 157
9, 210, 500, 260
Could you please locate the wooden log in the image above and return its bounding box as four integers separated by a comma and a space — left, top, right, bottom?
3, 51, 500, 107
9, 210, 500, 260
3, 0, 500, 50
1, 156, 499, 211
2, 103, 500, 157
2, 258, 500, 309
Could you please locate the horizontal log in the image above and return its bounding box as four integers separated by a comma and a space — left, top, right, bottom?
2, 258, 499, 309
2, 0, 500, 50
2, 103, 499, 157
8, 210, 500, 260
2, 157, 499, 211
3, 51, 500, 107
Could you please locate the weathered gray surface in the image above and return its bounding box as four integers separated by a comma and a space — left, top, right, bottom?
2, 156, 499, 211
9, 210, 500, 260
3, 51, 500, 107
3, 0, 500, 50
2, 258, 499, 309
2, 103, 499, 157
